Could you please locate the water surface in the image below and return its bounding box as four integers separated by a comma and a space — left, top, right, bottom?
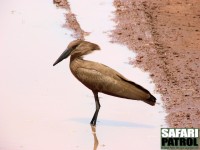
0, 0, 166, 149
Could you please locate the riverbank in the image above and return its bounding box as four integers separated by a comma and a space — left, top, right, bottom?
111, 0, 200, 127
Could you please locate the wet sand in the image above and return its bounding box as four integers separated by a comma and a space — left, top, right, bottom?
111, 0, 200, 128
54, 0, 200, 128
53, 0, 85, 39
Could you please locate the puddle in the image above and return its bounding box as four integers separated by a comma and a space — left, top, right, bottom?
0, 0, 167, 150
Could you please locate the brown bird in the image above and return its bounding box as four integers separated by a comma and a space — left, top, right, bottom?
53, 39, 156, 126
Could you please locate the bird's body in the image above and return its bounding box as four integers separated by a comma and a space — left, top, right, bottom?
70, 58, 151, 102
53, 40, 156, 126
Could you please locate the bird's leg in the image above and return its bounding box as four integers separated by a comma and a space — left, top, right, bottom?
90, 91, 101, 126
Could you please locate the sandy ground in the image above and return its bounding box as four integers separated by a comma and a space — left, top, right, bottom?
54, 0, 200, 128
111, 0, 200, 128
53, 0, 85, 39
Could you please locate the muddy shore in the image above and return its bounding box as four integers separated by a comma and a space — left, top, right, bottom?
54, 0, 200, 127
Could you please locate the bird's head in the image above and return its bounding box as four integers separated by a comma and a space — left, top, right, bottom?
53, 39, 100, 66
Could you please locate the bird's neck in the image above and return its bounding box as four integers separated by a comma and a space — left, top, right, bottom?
69, 56, 84, 75
70, 51, 95, 74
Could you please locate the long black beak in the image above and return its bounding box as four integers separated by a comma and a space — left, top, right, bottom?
53, 48, 72, 66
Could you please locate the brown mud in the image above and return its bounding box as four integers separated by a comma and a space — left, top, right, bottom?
54, 0, 200, 127
53, 0, 86, 39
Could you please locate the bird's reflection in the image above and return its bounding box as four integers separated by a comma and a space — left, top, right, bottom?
91, 125, 99, 150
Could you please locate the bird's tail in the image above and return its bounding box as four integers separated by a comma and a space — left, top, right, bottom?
143, 94, 156, 106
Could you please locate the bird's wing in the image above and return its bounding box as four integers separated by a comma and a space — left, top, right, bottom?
80, 61, 149, 93
76, 67, 119, 92
80, 60, 127, 81
75, 63, 150, 100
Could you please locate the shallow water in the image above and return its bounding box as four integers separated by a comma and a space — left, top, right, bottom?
0, 0, 166, 150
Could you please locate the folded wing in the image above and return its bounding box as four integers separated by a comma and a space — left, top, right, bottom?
75, 62, 151, 100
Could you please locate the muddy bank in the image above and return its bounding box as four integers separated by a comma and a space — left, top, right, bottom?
53, 0, 85, 39
112, 0, 200, 127
54, 0, 200, 127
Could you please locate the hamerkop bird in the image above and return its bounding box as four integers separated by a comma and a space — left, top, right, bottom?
53, 39, 156, 126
